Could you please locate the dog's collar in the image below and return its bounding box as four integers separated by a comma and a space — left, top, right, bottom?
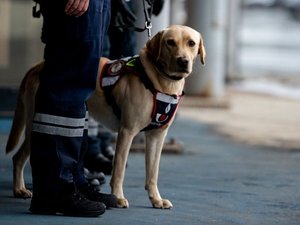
134, 58, 183, 97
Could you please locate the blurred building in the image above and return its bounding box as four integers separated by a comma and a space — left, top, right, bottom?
1, 0, 300, 99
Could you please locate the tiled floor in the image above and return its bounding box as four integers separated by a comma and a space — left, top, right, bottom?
1, 115, 300, 225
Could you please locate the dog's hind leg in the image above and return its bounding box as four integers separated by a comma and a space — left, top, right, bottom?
12, 136, 32, 198
5, 78, 32, 198
145, 129, 173, 209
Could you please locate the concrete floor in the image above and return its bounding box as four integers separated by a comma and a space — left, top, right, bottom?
1, 114, 300, 225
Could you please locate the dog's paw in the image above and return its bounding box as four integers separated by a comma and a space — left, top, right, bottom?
116, 198, 129, 208
151, 198, 173, 209
14, 188, 32, 199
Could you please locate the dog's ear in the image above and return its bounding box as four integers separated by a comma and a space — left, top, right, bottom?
198, 36, 206, 65
146, 30, 164, 61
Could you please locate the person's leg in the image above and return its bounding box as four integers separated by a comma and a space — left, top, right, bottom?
30, 0, 111, 216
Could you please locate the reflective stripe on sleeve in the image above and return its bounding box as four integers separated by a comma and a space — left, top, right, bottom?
32, 113, 86, 137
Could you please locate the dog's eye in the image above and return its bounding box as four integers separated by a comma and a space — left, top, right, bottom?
166, 39, 176, 47
188, 40, 196, 47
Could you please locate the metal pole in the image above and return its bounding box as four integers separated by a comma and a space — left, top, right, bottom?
185, 0, 228, 97
227, 0, 242, 80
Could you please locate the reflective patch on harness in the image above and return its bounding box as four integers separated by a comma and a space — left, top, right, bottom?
102, 75, 120, 87
101, 56, 139, 88
144, 92, 180, 130
107, 61, 125, 75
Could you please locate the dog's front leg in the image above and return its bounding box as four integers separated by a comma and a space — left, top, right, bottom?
145, 129, 173, 209
110, 127, 134, 208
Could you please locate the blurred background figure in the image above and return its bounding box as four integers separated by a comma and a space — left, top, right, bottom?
84, 0, 138, 188
105, 0, 137, 59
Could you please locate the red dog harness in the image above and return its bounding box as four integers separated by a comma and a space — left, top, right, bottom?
100, 56, 183, 131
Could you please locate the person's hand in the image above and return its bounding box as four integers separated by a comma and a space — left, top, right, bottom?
111, 0, 136, 30
65, 0, 89, 17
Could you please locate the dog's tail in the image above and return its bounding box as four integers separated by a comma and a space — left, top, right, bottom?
6, 63, 42, 154
5, 79, 27, 154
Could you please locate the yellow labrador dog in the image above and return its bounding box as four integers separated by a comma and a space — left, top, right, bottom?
6, 25, 205, 209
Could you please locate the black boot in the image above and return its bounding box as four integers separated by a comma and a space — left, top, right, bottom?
79, 183, 117, 208
29, 183, 106, 217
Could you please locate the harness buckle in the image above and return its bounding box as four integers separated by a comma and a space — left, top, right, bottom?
145, 21, 152, 38
32, 2, 41, 18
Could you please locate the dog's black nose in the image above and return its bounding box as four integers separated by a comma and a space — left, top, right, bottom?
177, 57, 189, 70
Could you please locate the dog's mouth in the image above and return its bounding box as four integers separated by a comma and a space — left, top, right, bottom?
178, 67, 190, 74
162, 73, 184, 81
156, 62, 185, 81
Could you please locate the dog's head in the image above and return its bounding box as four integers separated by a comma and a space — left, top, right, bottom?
145, 25, 206, 80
